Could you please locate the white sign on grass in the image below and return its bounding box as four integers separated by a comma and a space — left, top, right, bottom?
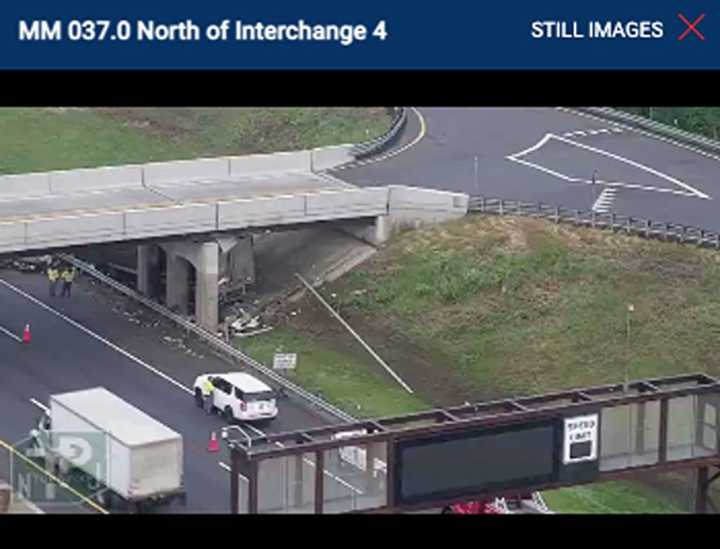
273, 353, 297, 370
563, 414, 599, 464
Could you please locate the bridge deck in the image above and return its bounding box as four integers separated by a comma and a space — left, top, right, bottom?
0, 172, 348, 222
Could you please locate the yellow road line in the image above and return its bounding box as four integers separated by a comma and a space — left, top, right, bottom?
335, 107, 428, 170
0, 437, 109, 514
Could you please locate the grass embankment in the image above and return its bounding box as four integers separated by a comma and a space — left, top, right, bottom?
242, 214, 720, 512
0, 107, 391, 174
620, 107, 720, 140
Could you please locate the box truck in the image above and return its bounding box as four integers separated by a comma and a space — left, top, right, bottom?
29, 387, 185, 513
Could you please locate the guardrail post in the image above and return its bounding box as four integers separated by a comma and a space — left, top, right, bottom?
698, 230, 705, 247
680, 226, 686, 243
664, 223, 670, 241
591, 211, 596, 228
573, 210, 579, 225
554, 206, 560, 224
645, 220, 651, 239
610, 213, 616, 232
715, 234, 720, 250
626, 217, 632, 235
498, 200, 504, 216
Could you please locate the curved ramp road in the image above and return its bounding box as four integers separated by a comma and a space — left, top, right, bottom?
336, 107, 720, 231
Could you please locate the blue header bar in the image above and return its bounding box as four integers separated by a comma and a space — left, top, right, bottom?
0, 1, 716, 70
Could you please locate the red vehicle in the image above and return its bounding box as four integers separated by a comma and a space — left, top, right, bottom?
442, 500, 503, 514
442, 493, 536, 514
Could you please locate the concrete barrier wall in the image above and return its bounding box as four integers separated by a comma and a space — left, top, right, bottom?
143, 158, 230, 186
229, 151, 311, 176
310, 145, 355, 171
305, 188, 389, 218
0, 222, 26, 249
388, 186, 469, 214
0, 173, 52, 198
218, 195, 306, 229
49, 165, 143, 194
124, 203, 217, 238
26, 212, 125, 247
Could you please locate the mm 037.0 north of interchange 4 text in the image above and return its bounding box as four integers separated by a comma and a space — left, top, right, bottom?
17, 19, 390, 46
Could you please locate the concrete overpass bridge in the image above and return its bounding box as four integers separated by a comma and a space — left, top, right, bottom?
0, 146, 467, 331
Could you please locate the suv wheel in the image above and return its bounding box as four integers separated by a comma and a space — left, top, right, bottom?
224, 406, 234, 423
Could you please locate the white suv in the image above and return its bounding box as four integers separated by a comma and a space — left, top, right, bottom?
193, 372, 278, 423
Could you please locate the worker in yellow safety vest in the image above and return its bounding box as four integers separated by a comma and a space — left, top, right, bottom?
202, 378, 215, 415
47, 265, 60, 297
60, 266, 76, 299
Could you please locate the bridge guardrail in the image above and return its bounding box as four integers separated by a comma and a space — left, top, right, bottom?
468, 196, 720, 250
350, 107, 408, 160
60, 255, 357, 425
572, 107, 720, 156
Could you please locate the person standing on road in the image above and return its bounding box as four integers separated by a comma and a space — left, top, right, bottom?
47, 264, 60, 297
202, 378, 215, 415
60, 266, 76, 298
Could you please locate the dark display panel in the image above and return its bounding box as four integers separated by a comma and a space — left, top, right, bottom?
396, 423, 557, 504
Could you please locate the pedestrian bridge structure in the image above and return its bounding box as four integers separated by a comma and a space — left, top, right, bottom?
0, 147, 467, 331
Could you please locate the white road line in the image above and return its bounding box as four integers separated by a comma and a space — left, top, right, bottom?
557, 107, 720, 163
592, 188, 617, 213
0, 278, 194, 396
29, 398, 50, 414
507, 133, 711, 200
507, 133, 554, 159
552, 133, 710, 199
0, 277, 366, 498
0, 324, 22, 343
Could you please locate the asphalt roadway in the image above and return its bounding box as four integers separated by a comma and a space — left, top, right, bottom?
5, 107, 720, 514
336, 107, 720, 231
0, 269, 353, 514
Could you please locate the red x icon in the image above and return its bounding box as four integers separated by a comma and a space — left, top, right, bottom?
678, 13, 705, 41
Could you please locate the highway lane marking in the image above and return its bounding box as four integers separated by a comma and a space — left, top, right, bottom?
0, 436, 109, 514
557, 107, 720, 164
332, 107, 427, 171
552, 133, 710, 199
0, 278, 194, 397
0, 324, 22, 343
29, 398, 50, 413
0, 278, 366, 499
592, 188, 618, 213
507, 133, 711, 200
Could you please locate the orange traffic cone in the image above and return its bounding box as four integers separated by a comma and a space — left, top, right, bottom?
207, 431, 219, 453
22, 324, 31, 344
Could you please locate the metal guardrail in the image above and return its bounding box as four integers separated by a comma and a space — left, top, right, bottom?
573, 107, 720, 156
60, 255, 357, 424
468, 197, 720, 250
350, 107, 408, 159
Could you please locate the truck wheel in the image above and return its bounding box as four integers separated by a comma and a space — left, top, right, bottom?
194, 389, 204, 408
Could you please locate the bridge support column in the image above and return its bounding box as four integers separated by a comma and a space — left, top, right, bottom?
166, 253, 191, 315
137, 244, 160, 298
195, 241, 219, 334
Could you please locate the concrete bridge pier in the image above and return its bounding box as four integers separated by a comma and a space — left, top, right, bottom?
159, 240, 220, 333
137, 244, 161, 298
